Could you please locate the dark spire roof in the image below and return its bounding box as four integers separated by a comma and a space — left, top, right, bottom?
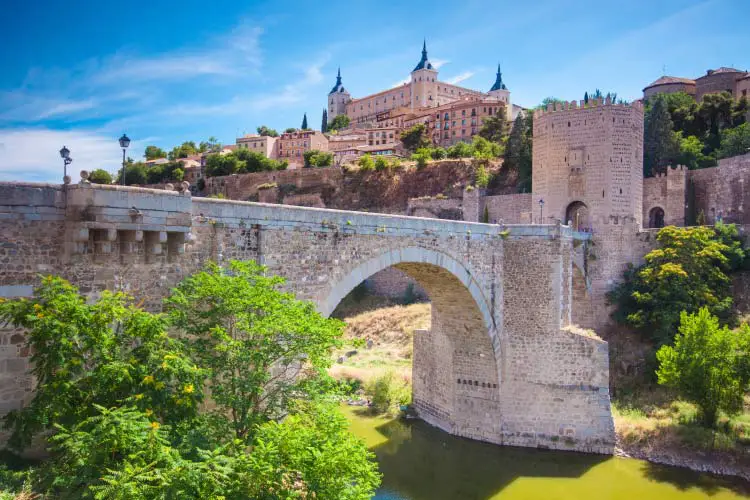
412, 39, 434, 72
489, 64, 507, 91
329, 67, 346, 95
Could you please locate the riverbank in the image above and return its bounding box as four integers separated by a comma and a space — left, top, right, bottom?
332, 302, 750, 482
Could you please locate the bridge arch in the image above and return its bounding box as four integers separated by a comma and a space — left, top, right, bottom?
319, 246, 502, 438
320, 247, 494, 328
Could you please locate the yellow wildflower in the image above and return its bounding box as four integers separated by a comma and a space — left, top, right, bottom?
135, 393, 144, 400
155, 381, 165, 390
182, 384, 194, 394
33, 304, 42, 311
145, 409, 153, 416
150, 421, 160, 430
36, 313, 44, 319
142, 375, 155, 385
161, 362, 168, 369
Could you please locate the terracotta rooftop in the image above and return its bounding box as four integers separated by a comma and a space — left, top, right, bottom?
644, 76, 695, 89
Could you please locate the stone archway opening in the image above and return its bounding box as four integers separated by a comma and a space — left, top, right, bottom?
566, 201, 590, 231
648, 206, 665, 228
324, 252, 501, 440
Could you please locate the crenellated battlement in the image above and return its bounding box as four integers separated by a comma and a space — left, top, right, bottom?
533, 97, 643, 119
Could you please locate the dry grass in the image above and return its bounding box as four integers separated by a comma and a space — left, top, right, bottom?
329, 303, 430, 383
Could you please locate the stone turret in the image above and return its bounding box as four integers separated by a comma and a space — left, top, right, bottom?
327, 67, 351, 121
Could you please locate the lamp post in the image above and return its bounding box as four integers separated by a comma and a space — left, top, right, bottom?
119, 133, 131, 185
539, 198, 545, 224
59, 146, 73, 183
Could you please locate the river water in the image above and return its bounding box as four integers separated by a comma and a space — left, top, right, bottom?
342, 405, 749, 500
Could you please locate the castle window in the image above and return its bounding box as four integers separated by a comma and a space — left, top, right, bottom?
568, 122, 571, 127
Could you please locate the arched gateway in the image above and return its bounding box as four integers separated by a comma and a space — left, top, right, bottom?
0, 183, 615, 454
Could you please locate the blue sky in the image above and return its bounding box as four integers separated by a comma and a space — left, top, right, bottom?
0, 0, 747, 182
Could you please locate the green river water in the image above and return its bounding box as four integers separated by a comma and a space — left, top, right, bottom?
341, 405, 749, 500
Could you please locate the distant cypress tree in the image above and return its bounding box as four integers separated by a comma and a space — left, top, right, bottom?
584, 91, 589, 104
301, 113, 308, 130
321, 109, 328, 133
644, 95, 680, 177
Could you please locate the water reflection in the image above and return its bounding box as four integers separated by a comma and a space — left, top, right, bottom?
344, 407, 750, 500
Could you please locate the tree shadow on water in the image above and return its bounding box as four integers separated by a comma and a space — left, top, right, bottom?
641, 460, 750, 497
367, 417, 609, 500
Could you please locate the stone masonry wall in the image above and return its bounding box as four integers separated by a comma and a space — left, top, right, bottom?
688, 152, 750, 224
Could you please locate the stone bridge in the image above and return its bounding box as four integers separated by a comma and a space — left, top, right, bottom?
0, 182, 614, 453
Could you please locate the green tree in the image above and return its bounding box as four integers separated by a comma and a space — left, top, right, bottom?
88, 169, 112, 184
471, 135, 502, 159
321, 109, 328, 133
411, 149, 430, 170
256, 125, 279, 137
644, 95, 680, 176
656, 308, 750, 427
204, 153, 241, 177
303, 149, 334, 168
144, 145, 167, 160
677, 133, 715, 170
430, 147, 447, 160
538, 97, 565, 110
717, 122, 750, 159
478, 113, 508, 144
608, 224, 746, 344
284, 127, 297, 133
698, 92, 735, 152
172, 167, 185, 182
328, 114, 351, 131
0, 276, 204, 450
165, 261, 345, 439
374, 156, 388, 171
301, 113, 308, 130
400, 123, 432, 153
116, 162, 148, 185
358, 154, 375, 171
168, 142, 198, 160
447, 141, 473, 158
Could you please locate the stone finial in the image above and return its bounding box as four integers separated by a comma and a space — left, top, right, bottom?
580, 99, 585, 108
63, 175, 72, 185
164, 183, 174, 191
181, 181, 190, 192
79, 170, 90, 184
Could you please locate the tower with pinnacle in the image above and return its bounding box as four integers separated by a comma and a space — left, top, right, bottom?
410, 40, 439, 110
327, 67, 351, 122
487, 64, 512, 119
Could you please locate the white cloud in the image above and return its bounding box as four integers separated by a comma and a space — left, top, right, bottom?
431, 58, 449, 70
36, 99, 97, 119
445, 71, 475, 85
0, 128, 146, 183
390, 77, 410, 88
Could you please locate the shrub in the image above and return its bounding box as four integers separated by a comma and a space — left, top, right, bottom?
475, 165, 491, 188
374, 156, 389, 171
358, 154, 375, 171
656, 308, 750, 427
172, 167, 185, 182
402, 283, 417, 305
430, 147, 447, 160
196, 178, 206, 191
365, 372, 411, 414
411, 150, 430, 170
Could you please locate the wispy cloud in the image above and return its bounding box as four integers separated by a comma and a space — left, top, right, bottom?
431, 58, 449, 70
0, 21, 264, 125
445, 71, 475, 85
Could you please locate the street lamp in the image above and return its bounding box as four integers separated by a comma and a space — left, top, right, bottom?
538, 198, 545, 224
59, 146, 73, 183
119, 133, 131, 185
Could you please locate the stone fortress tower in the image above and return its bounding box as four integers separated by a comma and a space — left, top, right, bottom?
532, 97, 644, 230
531, 97, 647, 330
410, 40, 439, 110
327, 68, 351, 121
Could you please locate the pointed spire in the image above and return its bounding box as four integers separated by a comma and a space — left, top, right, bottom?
329, 67, 345, 95
413, 39, 434, 72
489, 62, 507, 92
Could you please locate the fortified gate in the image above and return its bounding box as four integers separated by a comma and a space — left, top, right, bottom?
0, 182, 614, 454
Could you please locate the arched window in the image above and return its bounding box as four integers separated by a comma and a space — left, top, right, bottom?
648, 207, 665, 228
